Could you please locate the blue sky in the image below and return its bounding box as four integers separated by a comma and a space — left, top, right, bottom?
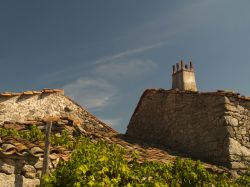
1, 1, 250, 132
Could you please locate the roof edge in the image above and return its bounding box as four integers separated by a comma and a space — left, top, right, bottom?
0, 89, 64, 97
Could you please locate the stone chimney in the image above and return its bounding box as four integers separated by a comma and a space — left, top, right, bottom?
172, 60, 197, 91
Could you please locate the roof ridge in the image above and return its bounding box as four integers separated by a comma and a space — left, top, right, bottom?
138, 88, 250, 101
0, 88, 64, 97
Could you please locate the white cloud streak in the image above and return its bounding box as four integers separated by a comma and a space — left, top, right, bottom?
39, 42, 164, 85
62, 58, 157, 110
94, 41, 166, 65
94, 59, 157, 80
61, 42, 161, 110
63, 78, 115, 110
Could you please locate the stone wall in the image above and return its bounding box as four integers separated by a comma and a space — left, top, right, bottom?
225, 96, 250, 172
126, 89, 250, 173
0, 154, 61, 187
0, 89, 116, 186
0, 89, 114, 134
0, 90, 79, 125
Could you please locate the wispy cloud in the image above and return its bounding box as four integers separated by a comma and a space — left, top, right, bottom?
94, 59, 157, 80
38, 42, 164, 86
57, 42, 161, 124
62, 58, 157, 111
94, 41, 166, 65
63, 78, 115, 110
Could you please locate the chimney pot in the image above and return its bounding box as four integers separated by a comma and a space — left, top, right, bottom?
176, 63, 179, 71
172, 61, 197, 91
190, 61, 193, 69
172, 65, 176, 74
180, 60, 184, 70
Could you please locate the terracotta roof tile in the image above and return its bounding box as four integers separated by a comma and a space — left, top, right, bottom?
0, 89, 64, 97
53, 89, 64, 93
32, 91, 42, 94
0, 92, 13, 96
22, 91, 34, 95
11, 92, 22, 96
42, 89, 55, 93
0, 98, 228, 174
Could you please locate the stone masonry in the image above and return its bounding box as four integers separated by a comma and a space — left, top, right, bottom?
0, 89, 114, 134
126, 89, 250, 174
172, 60, 197, 91
0, 87, 230, 187
0, 152, 54, 187
0, 89, 116, 186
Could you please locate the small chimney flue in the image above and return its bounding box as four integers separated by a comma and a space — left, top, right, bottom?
172, 60, 197, 91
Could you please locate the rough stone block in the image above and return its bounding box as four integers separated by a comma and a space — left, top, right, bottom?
0, 159, 15, 174
126, 90, 250, 172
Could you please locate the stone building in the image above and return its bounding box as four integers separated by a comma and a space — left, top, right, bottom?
0, 88, 218, 186
0, 68, 244, 186
0, 89, 117, 186
126, 62, 250, 174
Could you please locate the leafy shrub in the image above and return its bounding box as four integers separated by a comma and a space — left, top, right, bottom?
42, 136, 244, 187
1, 126, 250, 186
234, 175, 250, 186
0, 125, 44, 142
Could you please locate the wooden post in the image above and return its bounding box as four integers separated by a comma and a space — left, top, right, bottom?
42, 120, 52, 177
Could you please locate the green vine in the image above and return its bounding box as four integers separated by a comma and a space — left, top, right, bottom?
1, 126, 250, 186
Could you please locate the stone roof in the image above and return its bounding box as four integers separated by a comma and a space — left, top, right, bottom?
0, 115, 227, 175
0, 88, 117, 134
0, 117, 75, 161
0, 88, 229, 180
0, 137, 69, 161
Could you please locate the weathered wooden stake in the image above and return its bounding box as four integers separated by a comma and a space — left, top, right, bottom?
42, 120, 52, 177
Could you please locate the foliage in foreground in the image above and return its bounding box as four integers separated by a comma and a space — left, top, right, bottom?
42, 137, 250, 187
1, 126, 250, 186
0, 125, 74, 148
